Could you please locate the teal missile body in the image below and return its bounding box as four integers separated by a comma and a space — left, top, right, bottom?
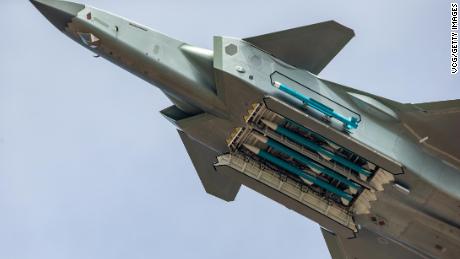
273, 81, 359, 129
258, 135, 361, 192
244, 144, 353, 201
262, 120, 371, 178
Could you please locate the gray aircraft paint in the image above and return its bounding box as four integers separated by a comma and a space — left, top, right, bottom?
29, 1, 460, 258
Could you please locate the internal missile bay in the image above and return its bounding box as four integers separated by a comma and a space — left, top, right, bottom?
216, 102, 394, 232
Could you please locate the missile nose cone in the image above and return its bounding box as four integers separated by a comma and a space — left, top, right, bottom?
251, 132, 269, 144
260, 119, 278, 131
30, 0, 85, 31
243, 144, 261, 155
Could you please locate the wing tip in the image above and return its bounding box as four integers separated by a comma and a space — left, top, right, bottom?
325, 20, 355, 37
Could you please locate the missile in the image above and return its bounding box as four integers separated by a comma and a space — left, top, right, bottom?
347, 187, 358, 195
251, 132, 361, 192
251, 132, 270, 144
340, 197, 350, 206
243, 143, 354, 202
272, 81, 359, 129
324, 141, 341, 152
309, 166, 323, 175
243, 144, 261, 155
285, 119, 342, 151
261, 119, 372, 178
252, 132, 322, 175
260, 119, 278, 131
318, 152, 333, 161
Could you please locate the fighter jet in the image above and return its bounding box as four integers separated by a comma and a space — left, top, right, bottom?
31, 1, 460, 258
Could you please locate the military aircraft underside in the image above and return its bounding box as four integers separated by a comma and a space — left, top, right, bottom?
31, 1, 460, 258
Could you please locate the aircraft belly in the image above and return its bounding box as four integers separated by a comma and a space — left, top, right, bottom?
31, 4, 460, 258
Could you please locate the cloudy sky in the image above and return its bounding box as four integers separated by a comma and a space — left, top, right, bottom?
1, 1, 458, 259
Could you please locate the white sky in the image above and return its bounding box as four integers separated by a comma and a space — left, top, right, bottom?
1, 1, 458, 259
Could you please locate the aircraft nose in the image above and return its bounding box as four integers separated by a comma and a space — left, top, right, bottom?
30, 0, 85, 31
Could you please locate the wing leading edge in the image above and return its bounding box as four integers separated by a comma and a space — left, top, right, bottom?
243, 21, 354, 74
